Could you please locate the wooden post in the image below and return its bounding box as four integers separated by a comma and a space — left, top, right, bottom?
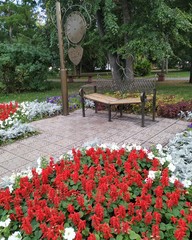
56, 1, 69, 116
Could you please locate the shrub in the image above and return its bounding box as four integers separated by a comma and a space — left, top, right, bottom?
134, 58, 151, 76
0, 43, 51, 93
157, 101, 192, 118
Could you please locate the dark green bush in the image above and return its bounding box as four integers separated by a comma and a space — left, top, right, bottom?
0, 43, 51, 93
134, 58, 151, 76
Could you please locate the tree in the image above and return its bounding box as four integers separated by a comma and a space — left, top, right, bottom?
91, 0, 192, 83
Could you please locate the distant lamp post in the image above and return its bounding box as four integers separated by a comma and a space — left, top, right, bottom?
55, 1, 68, 116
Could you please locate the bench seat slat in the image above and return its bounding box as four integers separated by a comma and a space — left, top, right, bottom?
84, 93, 153, 105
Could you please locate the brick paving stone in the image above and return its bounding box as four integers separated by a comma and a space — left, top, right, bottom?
0, 152, 16, 163
0, 109, 189, 179
1, 157, 30, 172
0, 166, 9, 175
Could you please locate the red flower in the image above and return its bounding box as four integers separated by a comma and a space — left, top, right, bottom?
161, 168, 169, 187
21, 217, 33, 234
78, 220, 86, 231
154, 197, 163, 209
100, 223, 112, 240
110, 216, 121, 233
88, 233, 96, 240
144, 212, 153, 225
153, 212, 161, 224
67, 204, 75, 213
154, 186, 164, 197
152, 224, 160, 239
75, 231, 83, 240
171, 216, 177, 224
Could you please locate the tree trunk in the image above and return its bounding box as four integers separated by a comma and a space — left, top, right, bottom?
121, 0, 134, 81
95, 10, 122, 82
189, 61, 192, 84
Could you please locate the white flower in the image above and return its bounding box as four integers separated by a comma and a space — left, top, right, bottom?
147, 170, 158, 180
182, 179, 192, 188
158, 157, 166, 165
9, 185, 13, 193
37, 157, 42, 167
165, 154, 172, 162
168, 163, 176, 172
0, 218, 11, 228
9, 173, 17, 184
36, 167, 42, 175
110, 143, 119, 150
122, 144, 133, 152
169, 175, 178, 184
135, 145, 141, 151
63, 227, 76, 240
8, 231, 22, 240
156, 144, 163, 151
142, 148, 148, 154
100, 143, 107, 149
147, 152, 154, 160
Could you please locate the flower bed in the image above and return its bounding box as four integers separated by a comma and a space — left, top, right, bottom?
0, 144, 192, 240
0, 102, 19, 121
0, 100, 61, 145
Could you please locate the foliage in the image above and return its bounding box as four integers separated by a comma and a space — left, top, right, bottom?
0, 0, 38, 42
0, 144, 192, 239
165, 130, 192, 182
47, 94, 81, 112
157, 100, 192, 118
179, 111, 192, 122
134, 58, 151, 76
0, 43, 51, 93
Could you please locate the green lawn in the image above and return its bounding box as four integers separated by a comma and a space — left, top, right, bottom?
0, 79, 191, 103
0, 82, 85, 103
156, 81, 192, 100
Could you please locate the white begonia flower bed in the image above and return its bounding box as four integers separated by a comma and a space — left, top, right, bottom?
0, 100, 62, 143
20, 100, 61, 121
0, 121, 35, 142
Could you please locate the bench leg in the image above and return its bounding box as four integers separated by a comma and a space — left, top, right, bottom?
119, 105, 123, 117
152, 89, 156, 121
108, 105, 112, 122
95, 102, 98, 113
80, 88, 85, 117
141, 92, 146, 127
141, 101, 145, 127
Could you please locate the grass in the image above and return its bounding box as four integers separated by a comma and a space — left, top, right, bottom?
0, 82, 85, 103
0, 78, 192, 103
156, 80, 192, 100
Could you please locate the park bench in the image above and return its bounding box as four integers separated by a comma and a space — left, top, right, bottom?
79, 78, 156, 127
68, 75, 92, 83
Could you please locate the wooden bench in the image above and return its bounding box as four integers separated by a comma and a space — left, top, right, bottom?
79, 79, 156, 127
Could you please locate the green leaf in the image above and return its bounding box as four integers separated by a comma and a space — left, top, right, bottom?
172, 208, 180, 217
129, 230, 141, 240
160, 231, 165, 239
116, 235, 123, 240
160, 222, 166, 231
35, 230, 42, 239
95, 233, 100, 240
82, 227, 90, 236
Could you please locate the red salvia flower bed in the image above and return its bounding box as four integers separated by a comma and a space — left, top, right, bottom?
0, 102, 19, 121
0, 147, 192, 240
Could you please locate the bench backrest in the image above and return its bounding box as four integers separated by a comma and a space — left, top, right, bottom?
93, 78, 156, 94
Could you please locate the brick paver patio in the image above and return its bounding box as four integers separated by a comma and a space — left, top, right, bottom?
0, 109, 188, 179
